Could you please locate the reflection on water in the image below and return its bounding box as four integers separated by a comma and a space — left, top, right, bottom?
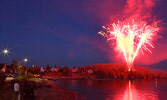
106, 80, 158, 100
55, 79, 167, 100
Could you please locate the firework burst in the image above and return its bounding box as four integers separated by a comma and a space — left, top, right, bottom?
99, 18, 159, 71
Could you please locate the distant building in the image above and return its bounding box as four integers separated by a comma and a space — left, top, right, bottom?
50, 67, 54, 72
44, 68, 47, 72
54, 67, 58, 72
1, 67, 5, 72
87, 69, 93, 74
71, 67, 78, 73
0, 64, 5, 69
40, 67, 44, 73
0, 64, 6, 72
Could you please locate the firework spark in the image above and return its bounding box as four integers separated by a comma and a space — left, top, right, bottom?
99, 19, 159, 71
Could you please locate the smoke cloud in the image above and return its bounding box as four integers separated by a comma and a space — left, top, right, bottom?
124, 0, 159, 18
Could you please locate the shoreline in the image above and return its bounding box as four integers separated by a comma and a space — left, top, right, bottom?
46, 78, 143, 81
35, 80, 77, 100
6, 77, 77, 100
42, 76, 158, 81
5, 76, 167, 100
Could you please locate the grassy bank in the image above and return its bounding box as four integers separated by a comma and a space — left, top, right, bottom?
35, 80, 77, 100
5, 74, 77, 100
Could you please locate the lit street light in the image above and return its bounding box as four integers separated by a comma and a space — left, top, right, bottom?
1, 48, 10, 56
0, 47, 31, 67
24, 58, 28, 62
23, 58, 29, 67
3, 49, 8, 54
0, 48, 10, 64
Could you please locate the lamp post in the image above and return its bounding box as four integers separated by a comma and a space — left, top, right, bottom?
24, 58, 28, 62
0, 48, 10, 64
3, 49, 8, 54
23, 58, 29, 67
2, 48, 10, 56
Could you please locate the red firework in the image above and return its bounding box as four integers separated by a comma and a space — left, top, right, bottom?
99, 18, 159, 71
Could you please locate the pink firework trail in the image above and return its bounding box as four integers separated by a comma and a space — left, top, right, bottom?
99, 19, 159, 71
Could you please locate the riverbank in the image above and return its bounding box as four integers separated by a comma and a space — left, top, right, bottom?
35, 80, 77, 100
5, 77, 77, 100
43, 76, 144, 81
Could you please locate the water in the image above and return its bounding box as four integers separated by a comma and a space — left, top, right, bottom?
55, 79, 167, 100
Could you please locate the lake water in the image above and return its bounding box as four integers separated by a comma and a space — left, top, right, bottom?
55, 79, 167, 100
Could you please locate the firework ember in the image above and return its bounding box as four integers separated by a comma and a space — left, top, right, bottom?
99, 18, 159, 71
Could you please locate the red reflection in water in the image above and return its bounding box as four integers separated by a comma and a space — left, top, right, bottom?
106, 80, 158, 100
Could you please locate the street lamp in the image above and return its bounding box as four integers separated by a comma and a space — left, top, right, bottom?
1, 48, 10, 56
24, 58, 28, 62
0, 48, 10, 64
3, 49, 8, 54
23, 58, 29, 67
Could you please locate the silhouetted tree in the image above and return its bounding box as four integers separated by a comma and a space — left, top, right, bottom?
46, 65, 51, 72
54, 65, 57, 68
58, 66, 63, 72
12, 59, 20, 73
63, 66, 71, 76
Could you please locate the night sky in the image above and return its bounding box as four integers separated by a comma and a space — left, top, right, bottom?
0, 0, 167, 68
